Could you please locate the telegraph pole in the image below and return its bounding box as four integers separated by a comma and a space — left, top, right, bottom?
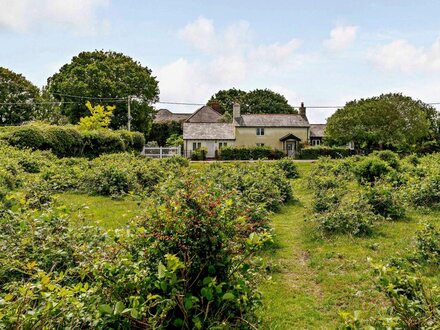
127, 95, 131, 131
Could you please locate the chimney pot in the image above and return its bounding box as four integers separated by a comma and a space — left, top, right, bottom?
299, 102, 306, 117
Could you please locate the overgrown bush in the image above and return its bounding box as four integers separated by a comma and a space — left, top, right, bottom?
363, 182, 405, 220
415, 223, 440, 265
352, 156, 392, 183
274, 157, 299, 179
311, 197, 380, 236
371, 150, 400, 169
191, 147, 207, 161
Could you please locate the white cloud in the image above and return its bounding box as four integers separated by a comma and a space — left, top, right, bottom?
0, 0, 109, 34
370, 38, 440, 72
324, 25, 358, 51
157, 16, 307, 108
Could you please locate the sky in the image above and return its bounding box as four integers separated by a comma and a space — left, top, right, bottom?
1, 0, 440, 123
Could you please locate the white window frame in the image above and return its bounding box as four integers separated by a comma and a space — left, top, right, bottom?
192, 142, 202, 150
256, 127, 265, 136
218, 142, 228, 148
256, 143, 265, 147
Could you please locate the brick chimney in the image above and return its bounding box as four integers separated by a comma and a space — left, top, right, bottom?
210, 100, 220, 113
233, 102, 241, 124
299, 102, 306, 118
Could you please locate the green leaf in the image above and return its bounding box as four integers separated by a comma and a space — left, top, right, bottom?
158, 261, 166, 279
98, 304, 113, 315
222, 292, 235, 300
114, 301, 125, 315
201, 287, 213, 301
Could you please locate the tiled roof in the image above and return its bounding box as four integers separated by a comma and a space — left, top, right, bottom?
186, 106, 221, 123
183, 123, 235, 140
235, 114, 309, 127
310, 124, 326, 137
154, 109, 191, 123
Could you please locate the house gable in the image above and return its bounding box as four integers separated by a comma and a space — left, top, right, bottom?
186, 106, 221, 123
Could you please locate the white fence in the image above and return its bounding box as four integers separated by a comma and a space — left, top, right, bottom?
142, 146, 181, 158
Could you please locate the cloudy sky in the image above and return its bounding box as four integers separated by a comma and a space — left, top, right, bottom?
1, 0, 440, 123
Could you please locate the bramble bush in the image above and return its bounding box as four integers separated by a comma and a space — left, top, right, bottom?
310, 196, 380, 236
0, 145, 295, 328
274, 157, 299, 179
362, 181, 406, 220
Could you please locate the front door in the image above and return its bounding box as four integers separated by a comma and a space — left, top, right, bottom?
286, 141, 296, 156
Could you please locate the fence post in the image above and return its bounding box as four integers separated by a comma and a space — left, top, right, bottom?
159, 147, 163, 159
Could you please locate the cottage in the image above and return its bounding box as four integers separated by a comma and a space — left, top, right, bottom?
182, 102, 325, 158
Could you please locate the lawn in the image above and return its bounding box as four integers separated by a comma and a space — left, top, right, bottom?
54, 161, 438, 329
56, 193, 143, 229
258, 162, 440, 329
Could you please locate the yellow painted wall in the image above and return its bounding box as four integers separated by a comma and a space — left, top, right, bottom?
235, 127, 309, 150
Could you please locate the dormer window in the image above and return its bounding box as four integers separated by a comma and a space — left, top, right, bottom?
256, 128, 265, 136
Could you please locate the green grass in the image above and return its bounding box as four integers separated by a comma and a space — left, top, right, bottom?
53, 161, 438, 328
259, 162, 440, 329
56, 193, 143, 229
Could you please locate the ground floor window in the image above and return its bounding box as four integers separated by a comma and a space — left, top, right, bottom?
256, 143, 265, 147
192, 142, 201, 150
218, 142, 228, 148
311, 139, 321, 146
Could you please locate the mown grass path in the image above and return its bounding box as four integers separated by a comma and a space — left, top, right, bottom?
259, 163, 439, 329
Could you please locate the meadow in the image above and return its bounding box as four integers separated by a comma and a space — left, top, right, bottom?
0, 145, 439, 329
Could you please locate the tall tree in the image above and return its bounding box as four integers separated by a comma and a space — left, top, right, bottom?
0, 67, 40, 125
242, 89, 297, 114
208, 88, 296, 114
207, 88, 246, 114
46, 50, 159, 135
325, 93, 432, 150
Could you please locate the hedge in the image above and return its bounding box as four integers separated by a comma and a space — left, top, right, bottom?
299, 146, 351, 159
220, 146, 285, 160
4, 124, 145, 157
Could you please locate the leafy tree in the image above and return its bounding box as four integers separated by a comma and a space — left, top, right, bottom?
208, 88, 297, 115
207, 88, 246, 114
242, 89, 297, 114
166, 133, 183, 147
76, 101, 115, 131
46, 50, 159, 135
0, 67, 40, 125
325, 93, 432, 150
147, 121, 182, 146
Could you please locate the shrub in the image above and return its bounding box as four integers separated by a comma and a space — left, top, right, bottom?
415, 223, 440, 265
299, 146, 350, 159
7, 125, 47, 150
191, 147, 207, 161
83, 153, 139, 196
352, 156, 392, 183
4, 124, 145, 157
274, 157, 299, 179
371, 150, 400, 169
363, 182, 405, 220
406, 174, 440, 209
46, 126, 83, 157
81, 130, 126, 157
311, 197, 380, 236
312, 189, 343, 213
374, 265, 440, 328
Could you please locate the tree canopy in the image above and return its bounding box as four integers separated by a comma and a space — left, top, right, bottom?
207, 88, 246, 114
207, 88, 296, 115
0, 67, 40, 125
46, 50, 159, 135
325, 93, 433, 150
